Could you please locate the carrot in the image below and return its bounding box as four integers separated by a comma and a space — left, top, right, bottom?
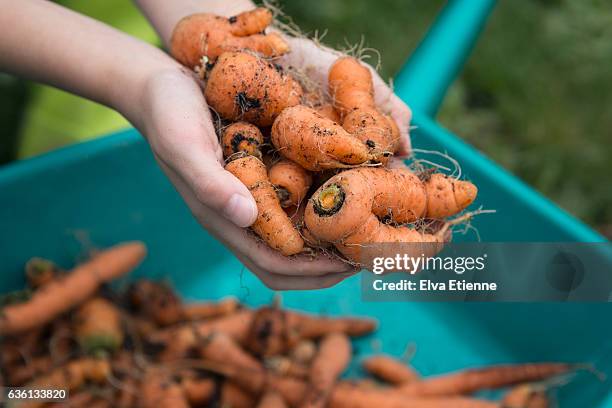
399, 363, 571, 397
271, 105, 374, 171
171, 8, 289, 68
115, 376, 138, 408
502, 384, 549, 408
246, 306, 377, 357
198, 332, 265, 393
258, 391, 288, 408
269, 159, 313, 207
150, 309, 254, 360
74, 297, 124, 354
362, 355, 420, 385
329, 57, 400, 163
128, 280, 184, 326
45, 391, 95, 408
0, 242, 146, 335
226, 156, 305, 256
140, 369, 190, 408
221, 380, 257, 408
25, 257, 59, 289
300, 333, 352, 408
181, 376, 216, 406
7, 356, 52, 385
267, 375, 308, 407
182, 297, 240, 321
205, 51, 303, 127
304, 168, 476, 263
329, 383, 500, 408
222, 122, 265, 159
21, 358, 110, 408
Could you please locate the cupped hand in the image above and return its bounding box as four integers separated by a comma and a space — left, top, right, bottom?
134, 66, 355, 290
278, 37, 413, 155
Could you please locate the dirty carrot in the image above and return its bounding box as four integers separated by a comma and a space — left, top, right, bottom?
362, 354, 420, 385
399, 363, 571, 397
226, 155, 305, 256
0, 242, 146, 335
74, 297, 123, 354
269, 159, 313, 207
221, 122, 265, 159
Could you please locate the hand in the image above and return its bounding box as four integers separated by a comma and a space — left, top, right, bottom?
133, 66, 356, 290
279, 37, 413, 155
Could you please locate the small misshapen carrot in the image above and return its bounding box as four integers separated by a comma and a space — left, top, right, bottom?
300, 333, 352, 408
205, 52, 303, 127
226, 156, 304, 256
399, 363, 571, 397
222, 122, 265, 159
74, 297, 124, 355
362, 354, 420, 385
329, 57, 400, 163
314, 103, 341, 123
171, 8, 289, 68
269, 159, 313, 208
0, 242, 146, 336
271, 105, 373, 171
128, 279, 184, 326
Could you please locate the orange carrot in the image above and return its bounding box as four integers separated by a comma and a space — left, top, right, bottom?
205, 52, 303, 127
246, 306, 377, 357
330, 382, 500, 408
0, 242, 146, 335
128, 279, 184, 326
300, 333, 352, 408
74, 297, 124, 354
171, 8, 289, 68
271, 105, 373, 171
399, 363, 571, 397
329, 57, 400, 163
314, 103, 341, 123
304, 167, 476, 264
222, 122, 265, 159
182, 297, 240, 321
362, 355, 420, 385
269, 159, 313, 207
226, 156, 305, 255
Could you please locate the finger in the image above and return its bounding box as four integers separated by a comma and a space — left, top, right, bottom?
159, 160, 354, 277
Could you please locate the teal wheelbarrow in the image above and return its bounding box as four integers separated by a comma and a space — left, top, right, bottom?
1, 1, 610, 406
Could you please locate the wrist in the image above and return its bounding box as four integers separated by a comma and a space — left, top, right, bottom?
108, 47, 181, 130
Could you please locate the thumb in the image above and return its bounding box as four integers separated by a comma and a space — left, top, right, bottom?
172, 149, 258, 228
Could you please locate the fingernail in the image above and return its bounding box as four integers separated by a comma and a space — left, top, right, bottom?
224, 194, 257, 227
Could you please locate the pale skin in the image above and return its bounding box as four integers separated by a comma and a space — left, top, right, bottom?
0, 0, 412, 290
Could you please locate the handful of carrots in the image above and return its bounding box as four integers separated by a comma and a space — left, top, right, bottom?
169, 7, 481, 265
0, 242, 588, 407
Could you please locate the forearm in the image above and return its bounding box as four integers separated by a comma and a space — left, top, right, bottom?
0, 0, 178, 126
135, 0, 256, 47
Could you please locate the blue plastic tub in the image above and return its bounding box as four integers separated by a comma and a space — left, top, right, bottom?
1, 0, 610, 406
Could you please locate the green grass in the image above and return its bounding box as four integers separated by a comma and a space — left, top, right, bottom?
1, 0, 610, 234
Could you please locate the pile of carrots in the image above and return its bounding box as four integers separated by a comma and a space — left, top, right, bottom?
169, 7, 480, 265
0, 242, 585, 407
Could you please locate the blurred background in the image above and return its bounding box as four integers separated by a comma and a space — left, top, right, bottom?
0, 0, 610, 238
